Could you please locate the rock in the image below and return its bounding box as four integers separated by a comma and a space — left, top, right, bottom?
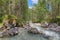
53, 26, 60, 32
48, 23, 60, 32
0, 27, 19, 37
48, 23, 58, 28
33, 23, 41, 27
28, 27, 40, 34
0, 32, 4, 38
28, 26, 43, 34
41, 23, 48, 28
42, 34, 50, 39
27, 22, 42, 34
8, 27, 19, 36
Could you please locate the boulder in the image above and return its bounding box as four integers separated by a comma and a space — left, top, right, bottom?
48, 23, 58, 28
28, 27, 40, 34
27, 26, 43, 34
0, 27, 19, 37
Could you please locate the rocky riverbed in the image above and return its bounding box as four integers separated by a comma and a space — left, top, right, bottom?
0, 28, 60, 40
0, 28, 49, 40
0, 22, 60, 40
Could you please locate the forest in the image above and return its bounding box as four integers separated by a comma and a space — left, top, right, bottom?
0, 0, 60, 25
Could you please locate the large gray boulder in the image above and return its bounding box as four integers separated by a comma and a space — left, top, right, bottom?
48, 23, 58, 28
48, 23, 60, 32
0, 27, 19, 37
28, 27, 41, 34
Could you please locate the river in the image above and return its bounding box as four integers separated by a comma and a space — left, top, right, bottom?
0, 28, 60, 40
0, 28, 48, 40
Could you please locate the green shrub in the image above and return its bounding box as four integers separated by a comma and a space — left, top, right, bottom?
0, 15, 3, 23
48, 16, 60, 25
0, 16, 3, 23
2, 14, 17, 20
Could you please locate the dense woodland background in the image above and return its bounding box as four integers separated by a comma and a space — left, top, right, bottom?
0, 0, 60, 26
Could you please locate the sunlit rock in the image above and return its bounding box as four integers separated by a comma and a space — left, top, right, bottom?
28, 27, 42, 34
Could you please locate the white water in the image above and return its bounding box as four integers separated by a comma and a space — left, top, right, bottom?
36, 27, 60, 40
29, 22, 60, 40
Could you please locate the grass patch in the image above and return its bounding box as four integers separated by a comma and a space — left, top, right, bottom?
0, 23, 2, 26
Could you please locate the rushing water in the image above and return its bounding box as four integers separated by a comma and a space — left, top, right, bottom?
0, 28, 60, 40
0, 28, 48, 40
